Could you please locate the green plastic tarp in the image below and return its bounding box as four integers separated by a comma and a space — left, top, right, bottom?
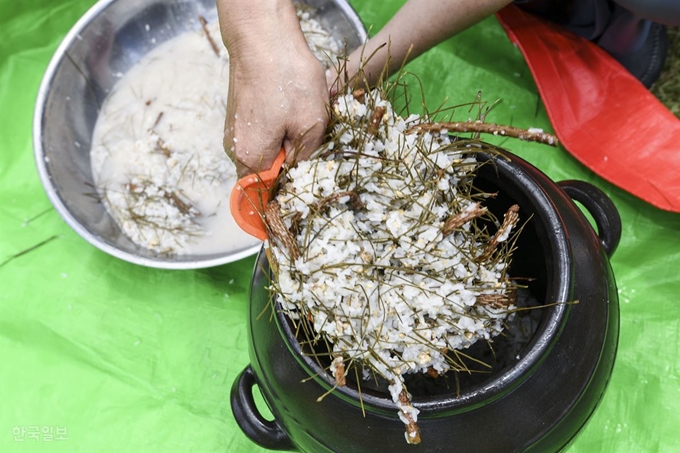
1, 0, 679, 451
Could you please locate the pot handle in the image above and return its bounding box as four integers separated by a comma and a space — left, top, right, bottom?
558, 180, 622, 257
230, 365, 295, 451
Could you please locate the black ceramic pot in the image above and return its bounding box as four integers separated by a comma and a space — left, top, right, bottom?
231, 150, 622, 452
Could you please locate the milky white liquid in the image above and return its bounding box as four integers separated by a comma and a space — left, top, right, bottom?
91, 14, 340, 256
91, 21, 256, 255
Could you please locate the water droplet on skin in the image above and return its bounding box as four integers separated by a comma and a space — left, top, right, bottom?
61, 273, 68, 278
134, 340, 141, 346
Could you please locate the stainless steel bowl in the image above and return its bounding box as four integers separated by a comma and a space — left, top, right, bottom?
33, 0, 367, 269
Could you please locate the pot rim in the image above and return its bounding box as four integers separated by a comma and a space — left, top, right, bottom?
271, 151, 572, 414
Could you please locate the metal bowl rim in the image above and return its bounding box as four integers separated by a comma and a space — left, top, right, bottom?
33, 0, 364, 269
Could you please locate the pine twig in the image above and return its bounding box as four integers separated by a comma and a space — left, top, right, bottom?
480, 204, 520, 261
332, 356, 347, 387
442, 202, 487, 236
398, 389, 421, 445
477, 289, 516, 309
0, 235, 59, 268
368, 106, 386, 135
407, 121, 559, 146
266, 200, 300, 261
198, 16, 221, 57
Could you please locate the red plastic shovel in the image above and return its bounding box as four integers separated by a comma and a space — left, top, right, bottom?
496, 5, 680, 212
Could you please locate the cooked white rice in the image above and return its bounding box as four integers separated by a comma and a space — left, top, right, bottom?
268, 89, 519, 436
91, 11, 342, 255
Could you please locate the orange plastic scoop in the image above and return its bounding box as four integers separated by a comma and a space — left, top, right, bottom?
230, 149, 286, 241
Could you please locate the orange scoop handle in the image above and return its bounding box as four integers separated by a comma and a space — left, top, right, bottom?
230, 149, 286, 241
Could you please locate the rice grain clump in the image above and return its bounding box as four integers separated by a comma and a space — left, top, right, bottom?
91, 10, 341, 255
267, 89, 523, 444
296, 6, 341, 69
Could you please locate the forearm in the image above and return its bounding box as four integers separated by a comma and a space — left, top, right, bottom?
216, 0, 329, 175
216, 0, 304, 59
346, 0, 513, 86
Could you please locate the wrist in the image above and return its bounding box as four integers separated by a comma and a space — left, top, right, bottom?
217, 0, 303, 58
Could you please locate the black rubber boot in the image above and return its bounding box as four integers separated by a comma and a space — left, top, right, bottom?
599, 16, 669, 88
517, 0, 671, 88
623, 22, 668, 88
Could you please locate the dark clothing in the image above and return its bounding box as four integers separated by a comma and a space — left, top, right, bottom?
515, 0, 680, 86
516, 0, 680, 33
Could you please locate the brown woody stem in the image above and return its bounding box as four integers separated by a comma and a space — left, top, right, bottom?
398, 389, 421, 445
442, 202, 487, 236
480, 204, 520, 261
477, 289, 516, 309
198, 16, 221, 57
332, 356, 346, 387
407, 121, 559, 147
266, 200, 300, 261
368, 106, 386, 135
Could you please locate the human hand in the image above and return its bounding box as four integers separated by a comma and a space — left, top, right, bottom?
218, 1, 329, 178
